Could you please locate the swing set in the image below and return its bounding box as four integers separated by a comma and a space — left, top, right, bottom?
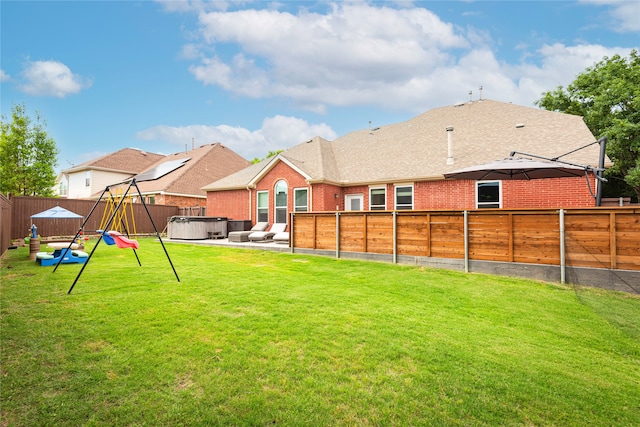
55, 178, 180, 294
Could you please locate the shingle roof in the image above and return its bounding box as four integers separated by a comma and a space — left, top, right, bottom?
203, 99, 604, 190
87, 143, 251, 198
132, 143, 251, 197
63, 148, 165, 174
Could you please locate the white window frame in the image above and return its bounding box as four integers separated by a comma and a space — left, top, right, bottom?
369, 186, 386, 211
476, 180, 502, 208
257, 190, 269, 223
394, 184, 414, 210
274, 180, 288, 224
345, 194, 363, 211
85, 170, 91, 187
293, 187, 308, 212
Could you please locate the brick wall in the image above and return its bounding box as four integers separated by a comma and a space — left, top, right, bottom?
159, 194, 206, 210
312, 183, 343, 211
207, 189, 250, 220
502, 176, 596, 208
204, 160, 598, 223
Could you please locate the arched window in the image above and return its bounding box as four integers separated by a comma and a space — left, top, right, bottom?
274, 180, 288, 223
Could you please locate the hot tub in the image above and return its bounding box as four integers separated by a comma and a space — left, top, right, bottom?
167, 216, 228, 240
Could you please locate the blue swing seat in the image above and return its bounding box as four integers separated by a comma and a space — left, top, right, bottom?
97, 230, 116, 245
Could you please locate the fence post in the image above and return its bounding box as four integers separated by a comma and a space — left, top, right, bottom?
335, 212, 340, 259
393, 211, 397, 264
559, 209, 565, 284
290, 212, 294, 254
464, 210, 469, 273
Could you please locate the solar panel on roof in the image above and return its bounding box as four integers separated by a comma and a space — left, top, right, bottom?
135, 158, 191, 182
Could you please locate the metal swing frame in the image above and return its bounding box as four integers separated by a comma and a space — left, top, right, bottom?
56, 178, 180, 294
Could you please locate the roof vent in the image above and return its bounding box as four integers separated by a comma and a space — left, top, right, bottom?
446, 126, 454, 165
515, 123, 525, 128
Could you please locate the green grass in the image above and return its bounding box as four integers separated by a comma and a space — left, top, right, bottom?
2, 239, 639, 426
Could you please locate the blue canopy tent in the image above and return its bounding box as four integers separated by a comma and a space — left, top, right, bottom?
30, 206, 84, 237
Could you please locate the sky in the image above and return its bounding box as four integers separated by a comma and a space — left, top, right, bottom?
1, 1, 638, 173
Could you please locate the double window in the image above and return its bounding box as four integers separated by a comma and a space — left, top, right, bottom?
394, 185, 413, 210
476, 181, 501, 208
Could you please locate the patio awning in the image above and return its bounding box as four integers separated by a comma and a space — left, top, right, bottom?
444, 157, 586, 180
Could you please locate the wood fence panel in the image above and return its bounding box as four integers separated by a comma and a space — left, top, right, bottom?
565, 214, 611, 269
366, 214, 393, 254
430, 214, 464, 258
10, 196, 179, 239
292, 215, 316, 249
512, 214, 560, 265
340, 214, 366, 253
468, 213, 511, 261
315, 215, 337, 250
1, 194, 12, 255
616, 212, 640, 270
397, 213, 430, 256
292, 208, 639, 272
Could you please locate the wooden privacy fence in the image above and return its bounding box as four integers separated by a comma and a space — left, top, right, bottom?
1, 194, 12, 255
291, 208, 640, 273
9, 196, 180, 240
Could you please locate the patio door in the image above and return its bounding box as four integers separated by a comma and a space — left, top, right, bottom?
345, 194, 363, 211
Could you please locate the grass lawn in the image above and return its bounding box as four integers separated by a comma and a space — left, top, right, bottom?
1, 238, 639, 426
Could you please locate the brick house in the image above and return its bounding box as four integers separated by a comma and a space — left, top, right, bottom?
61, 148, 165, 199
64, 143, 250, 213
202, 99, 605, 226
126, 143, 250, 214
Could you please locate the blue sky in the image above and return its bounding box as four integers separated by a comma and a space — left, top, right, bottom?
1, 1, 638, 172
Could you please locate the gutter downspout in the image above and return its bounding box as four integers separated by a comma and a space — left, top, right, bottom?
247, 187, 252, 222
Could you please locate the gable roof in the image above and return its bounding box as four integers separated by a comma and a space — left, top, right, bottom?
132, 143, 251, 197
203, 99, 603, 191
63, 148, 165, 174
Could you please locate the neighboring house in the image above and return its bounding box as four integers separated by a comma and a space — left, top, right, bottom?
63, 144, 251, 214
62, 148, 165, 199
52, 173, 68, 197
121, 143, 251, 213
202, 99, 605, 226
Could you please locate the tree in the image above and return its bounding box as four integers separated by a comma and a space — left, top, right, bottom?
536, 50, 640, 201
0, 103, 59, 197
251, 149, 284, 164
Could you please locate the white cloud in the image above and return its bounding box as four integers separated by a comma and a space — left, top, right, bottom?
0, 69, 10, 81
156, 0, 248, 13
135, 115, 337, 160
174, 2, 636, 114
188, 3, 467, 111
508, 44, 633, 102
19, 60, 92, 98
580, 0, 640, 32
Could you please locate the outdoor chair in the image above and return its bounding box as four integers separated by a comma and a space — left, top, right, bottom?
249, 223, 287, 242
228, 222, 269, 243
272, 230, 289, 244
